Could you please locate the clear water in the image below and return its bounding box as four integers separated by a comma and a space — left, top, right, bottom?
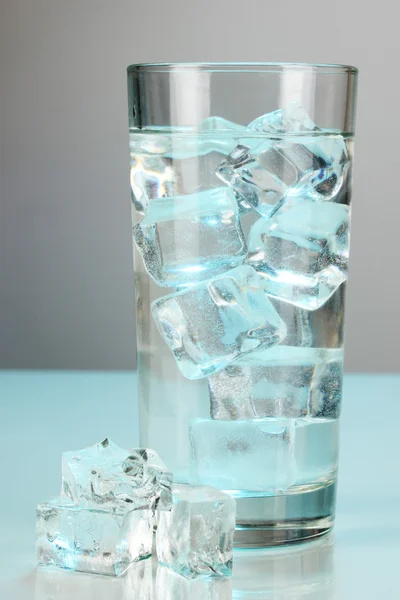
131, 115, 353, 546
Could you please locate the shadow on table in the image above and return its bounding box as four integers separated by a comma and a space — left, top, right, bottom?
34, 537, 333, 599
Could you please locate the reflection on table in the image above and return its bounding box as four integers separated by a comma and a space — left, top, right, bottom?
34, 536, 333, 599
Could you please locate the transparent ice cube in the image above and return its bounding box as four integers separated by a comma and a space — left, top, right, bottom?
217, 103, 348, 216
62, 438, 172, 511
270, 290, 345, 348
151, 265, 287, 379
248, 102, 348, 180
133, 187, 247, 288
156, 484, 236, 579
164, 117, 247, 159
208, 346, 343, 420
247, 198, 349, 310
36, 498, 152, 576
130, 153, 177, 215
189, 418, 296, 492
216, 144, 286, 216
247, 102, 319, 134
156, 564, 232, 599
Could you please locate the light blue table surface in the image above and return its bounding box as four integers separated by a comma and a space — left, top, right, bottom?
1, 372, 400, 599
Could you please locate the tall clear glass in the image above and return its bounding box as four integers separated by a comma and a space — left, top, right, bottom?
127, 63, 358, 547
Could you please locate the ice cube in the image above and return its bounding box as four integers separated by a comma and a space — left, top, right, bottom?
217, 103, 348, 215
133, 187, 247, 288
156, 484, 235, 579
164, 117, 247, 160
216, 143, 287, 217
62, 438, 172, 511
152, 265, 287, 379
130, 154, 177, 216
270, 290, 345, 348
36, 498, 152, 576
156, 565, 232, 599
247, 102, 318, 134
208, 346, 343, 420
247, 198, 349, 310
295, 419, 339, 485
247, 102, 348, 175
189, 418, 296, 492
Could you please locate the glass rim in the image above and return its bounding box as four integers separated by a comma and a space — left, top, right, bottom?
127, 62, 358, 75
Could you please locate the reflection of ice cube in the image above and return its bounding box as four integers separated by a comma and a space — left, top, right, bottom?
133, 187, 247, 288
295, 419, 339, 485
189, 418, 296, 492
156, 484, 235, 579
208, 347, 343, 420
62, 438, 172, 511
35, 558, 153, 600
36, 498, 152, 576
156, 565, 232, 600
247, 199, 350, 310
152, 265, 287, 379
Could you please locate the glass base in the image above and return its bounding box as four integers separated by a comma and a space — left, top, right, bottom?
232, 481, 336, 548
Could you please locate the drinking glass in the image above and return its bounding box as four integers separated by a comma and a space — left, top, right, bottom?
127, 62, 358, 547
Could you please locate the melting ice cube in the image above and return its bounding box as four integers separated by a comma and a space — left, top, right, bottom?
156, 484, 236, 579
133, 187, 247, 288
36, 498, 152, 576
247, 198, 350, 310
189, 418, 296, 492
62, 438, 172, 511
151, 265, 287, 379
217, 103, 349, 216
208, 346, 343, 420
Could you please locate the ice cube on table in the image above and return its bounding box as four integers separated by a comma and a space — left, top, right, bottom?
133, 187, 247, 288
36, 498, 153, 576
62, 438, 172, 511
152, 265, 287, 379
156, 484, 236, 579
156, 564, 232, 599
208, 346, 343, 420
247, 198, 350, 310
189, 418, 296, 492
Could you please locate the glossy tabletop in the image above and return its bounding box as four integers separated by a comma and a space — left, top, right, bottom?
1, 372, 400, 599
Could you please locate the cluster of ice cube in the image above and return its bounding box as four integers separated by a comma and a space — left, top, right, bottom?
36, 439, 236, 580
129, 103, 348, 494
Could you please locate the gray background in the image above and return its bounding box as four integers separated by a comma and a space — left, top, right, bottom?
0, 0, 398, 372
